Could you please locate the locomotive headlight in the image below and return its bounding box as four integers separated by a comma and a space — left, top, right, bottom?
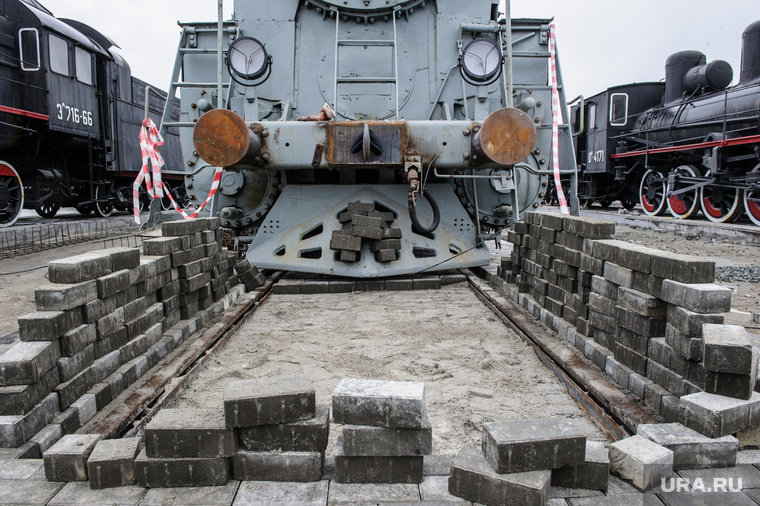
227, 37, 271, 82
460, 38, 502, 85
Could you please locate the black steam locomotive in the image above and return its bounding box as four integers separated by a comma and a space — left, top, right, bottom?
569, 20, 760, 227
0, 0, 183, 227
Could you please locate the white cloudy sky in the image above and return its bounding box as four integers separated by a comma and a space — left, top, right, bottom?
38, 0, 759, 99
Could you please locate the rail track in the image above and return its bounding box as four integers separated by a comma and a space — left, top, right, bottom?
82, 268, 655, 449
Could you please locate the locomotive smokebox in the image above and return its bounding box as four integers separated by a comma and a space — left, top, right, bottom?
664, 50, 706, 104
193, 109, 261, 167
741, 20, 760, 84
471, 108, 537, 166
683, 60, 733, 93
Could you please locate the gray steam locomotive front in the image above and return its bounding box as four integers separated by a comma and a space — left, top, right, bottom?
171, 0, 571, 277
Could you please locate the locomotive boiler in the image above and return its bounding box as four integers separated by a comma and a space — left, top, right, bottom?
571, 20, 760, 226
167, 0, 577, 277
0, 0, 183, 227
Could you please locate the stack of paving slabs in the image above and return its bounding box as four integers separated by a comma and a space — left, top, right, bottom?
234, 259, 267, 291
449, 418, 607, 505
502, 210, 760, 425
152, 218, 230, 317
329, 201, 403, 263
332, 378, 432, 483
227, 375, 327, 482
136, 408, 235, 487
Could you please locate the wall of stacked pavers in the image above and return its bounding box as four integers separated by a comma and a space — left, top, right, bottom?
488, 211, 760, 439
0, 217, 245, 458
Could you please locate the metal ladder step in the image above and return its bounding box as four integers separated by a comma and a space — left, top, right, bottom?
333, 7, 401, 119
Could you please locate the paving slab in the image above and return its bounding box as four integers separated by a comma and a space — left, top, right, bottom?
678, 392, 760, 438
0, 478, 64, 505
43, 433, 101, 482
233, 450, 323, 482
140, 480, 240, 505
0, 457, 44, 479
340, 416, 432, 456
566, 494, 659, 505
238, 404, 329, 452
637, 423, 738, 470
419, 475, 471, 503
327, 482, 421, 504
46, 482, 146, 505
702, 324, 755, 375
134, 449, 230, 487
420, 454, 454, 479
677, 464, 760, 489
656, 491, 756, 505
145, 408, 236, 458
449, 446, 551, 506
332, 378, 427, 429
224, 376, 316, 427
659, 281, 731, 314
231, 480, 328, 506
87, 437, 142, 489
608, 435, 674, 491
482, 418, 586, 474
334, 452, 424, 484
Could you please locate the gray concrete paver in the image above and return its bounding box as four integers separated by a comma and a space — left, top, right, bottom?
656, 490, 758, 505
0, 458, 43, 479
677, 464, 760, 489
419, 475, 469, 503
231, 480, 329, 506
47, 482, 146, 505
139, 480, 240, 505
0, 478, 64, 505
328, 482, 421, 504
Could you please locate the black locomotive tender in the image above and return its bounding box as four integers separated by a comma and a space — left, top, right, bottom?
0, 0, 183, 227
569, 20, 760, 227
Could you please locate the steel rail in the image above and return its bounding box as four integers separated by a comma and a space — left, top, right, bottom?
463, 269, 657, 441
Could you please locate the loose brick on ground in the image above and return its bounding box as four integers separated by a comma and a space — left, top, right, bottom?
607, 435, 673, 491
332, 378, 426, 429
224, 375, 316, 427
448, 446, 550, 506
637, 422, 737, 470
87, 437, 142, 489
43, 433, 102, 482
482, 418, 586, 474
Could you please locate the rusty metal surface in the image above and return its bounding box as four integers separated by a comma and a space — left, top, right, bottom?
193, 109, 253, 167
91, 275, 280, 439
327, 121, 406, 166
464, 270, 657, 441
474, 107, 537, 166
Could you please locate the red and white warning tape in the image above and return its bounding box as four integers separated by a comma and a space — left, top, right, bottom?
134, 118, 222, 223
548, 24, 569, 215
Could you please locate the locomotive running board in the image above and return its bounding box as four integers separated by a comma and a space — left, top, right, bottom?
245, 184, 490, 278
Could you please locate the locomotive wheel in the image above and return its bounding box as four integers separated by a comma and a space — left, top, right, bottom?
639, 169, 667, 216
621, 200, 637, 210
75, 204, 94, 215
35, 200, 60, 218
599, 198, 613, 208
94, 184, 114, 218
666, 165, 702, 219
0, 162, 24, 227
743, 164, 760, 227
700, 170, 742, 223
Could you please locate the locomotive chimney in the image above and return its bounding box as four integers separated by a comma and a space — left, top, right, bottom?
664, 50, 706, 104
740, 20, 760, 84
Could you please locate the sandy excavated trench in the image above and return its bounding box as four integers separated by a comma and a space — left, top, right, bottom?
172, 284, 607, 453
